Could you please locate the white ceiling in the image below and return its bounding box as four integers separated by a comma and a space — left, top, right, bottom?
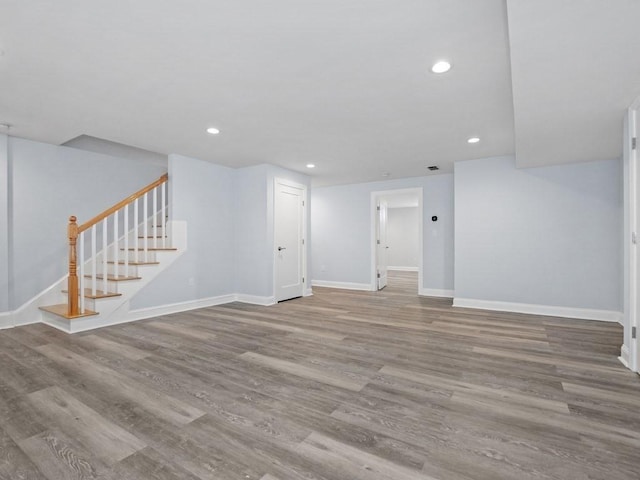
0, 1, 638, 186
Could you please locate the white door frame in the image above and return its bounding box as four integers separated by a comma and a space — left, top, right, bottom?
627, 100, 639, 373
370, 188, 423, 292
273, 177, 308, 301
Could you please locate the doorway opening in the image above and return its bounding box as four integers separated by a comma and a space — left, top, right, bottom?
370, 188, 423, 293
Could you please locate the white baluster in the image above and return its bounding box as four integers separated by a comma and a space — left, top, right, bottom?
114, 210, 119, 280
102, 218, 108, 294
124, 203, 129, 272
91, 225, 97, 296
162, 180, 167, 248
153, 186, 158, 249
143, 192, 148, 262
79, 231, 85, 314
134, 198, 139, 264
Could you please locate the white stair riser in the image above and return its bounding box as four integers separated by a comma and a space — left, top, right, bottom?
120, 250, 158, 262
134, 237, 169, 249
105, 264, 139, 277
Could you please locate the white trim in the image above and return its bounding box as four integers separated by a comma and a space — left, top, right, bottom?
235, 294, 276, 306
419, 288, 454, 298
303, 288, 313, 297
41, 292, 276, 333
125, 294, 237, 323
0, 311, 13, 329
619, 344, 630, 369
371, 188, 423, 293
311, 280, 372, 291
388, 266, 419, 272
629, 104, 639, 373
453, 297, 623, 323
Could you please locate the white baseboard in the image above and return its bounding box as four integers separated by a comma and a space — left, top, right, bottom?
304, 288, 313, 297
311, 280, 373, 291
619, 344, 630, 369
388, 266, 419, 272
419, 288, 454, 298
453, 297, 623, 323
0, 311, 12, 329
126, 294, 237, 323
235, 294, 276, 306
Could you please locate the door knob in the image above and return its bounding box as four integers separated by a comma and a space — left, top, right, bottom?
278, 246, 286, 251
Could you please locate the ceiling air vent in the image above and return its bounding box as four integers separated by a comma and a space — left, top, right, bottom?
427, 165, 439, 171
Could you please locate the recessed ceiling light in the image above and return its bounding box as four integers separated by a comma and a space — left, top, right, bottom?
306, 164, 315, 169
206, 127, 220, 135
431, 60, 451, 74
467, 137, 480, 144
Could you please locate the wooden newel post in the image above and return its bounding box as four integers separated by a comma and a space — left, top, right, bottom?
67, 216, 79, 316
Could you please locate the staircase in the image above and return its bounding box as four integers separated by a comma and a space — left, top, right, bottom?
38, 174, 185, 333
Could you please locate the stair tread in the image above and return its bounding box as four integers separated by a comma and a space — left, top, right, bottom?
62, 288, 121, 299
40, 304, 98, 319
84, 274, 141, 281
106, 260, 160, 266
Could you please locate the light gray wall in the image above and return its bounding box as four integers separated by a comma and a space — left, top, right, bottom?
63, 135, 168, 168
387, 207, 419, 269
311, 174, 454, 291
132, 154, 236, 308
0, 134, 9, 312
133, 160, 311, 306
9, 137, 166, 310
454, 155, 622, 311
233, 164, 270, 297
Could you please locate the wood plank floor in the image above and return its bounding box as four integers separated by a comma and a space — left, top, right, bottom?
1, 271, 639, 479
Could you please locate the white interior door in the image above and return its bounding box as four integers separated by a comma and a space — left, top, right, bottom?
275, 181, 304, 302
376, 201, 388, 289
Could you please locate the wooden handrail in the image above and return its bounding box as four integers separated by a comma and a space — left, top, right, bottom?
78, 173, 168, 233
67, 173, 168, 316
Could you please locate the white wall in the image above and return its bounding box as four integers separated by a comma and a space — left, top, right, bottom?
133, 160, 311, 307
454, 156, 622, 317
387, 207, 419, 269
311, 175, 454, 293
7, 137, 167, 311
131, 155, 236, 308
233, 164, 270, 297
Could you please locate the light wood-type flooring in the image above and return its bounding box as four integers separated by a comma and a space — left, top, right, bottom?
1, 271, 639, 479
